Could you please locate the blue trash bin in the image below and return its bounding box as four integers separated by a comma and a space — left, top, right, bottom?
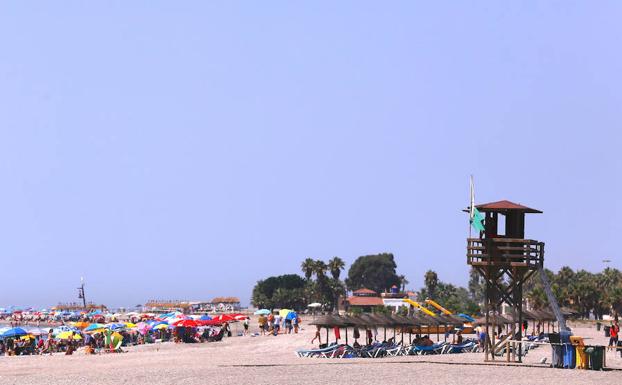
563, 344, 576, 369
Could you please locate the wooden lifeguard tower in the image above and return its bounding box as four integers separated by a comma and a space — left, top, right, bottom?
466, 200, 544, 362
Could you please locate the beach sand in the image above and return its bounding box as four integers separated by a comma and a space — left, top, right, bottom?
0, 320, 620, 385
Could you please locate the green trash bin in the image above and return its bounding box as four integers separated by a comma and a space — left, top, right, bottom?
604, 326, 610, 337
585, 346, 605, 370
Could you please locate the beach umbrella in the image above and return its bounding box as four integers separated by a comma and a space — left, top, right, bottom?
199, 315, 212, 320
136, 322, 152, 335
1, 327, 29, 338
307, 303, 322, 308
56, 331, 82, 340
153, 324, 168, 330
198, 319, 223, 326
173, 319, 199, 328
106, 323, 126, 331
20, 334, 36, 341
254, 309, 270, 315
279, 309, 292, 318
72, 321, 90, 329
233, 314, 249, 321
212, 314, 235, 322
125, 322, 137, 328
85, 323, 106, 332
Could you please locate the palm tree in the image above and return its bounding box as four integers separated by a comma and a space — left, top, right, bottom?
424, 270, 439, 299
313, 260, 328, 279
328, 257, 345, 280
398, 274, 409, 292
301, 258, 315, 280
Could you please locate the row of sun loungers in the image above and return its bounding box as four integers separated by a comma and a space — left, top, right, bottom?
296, 341, 479, 358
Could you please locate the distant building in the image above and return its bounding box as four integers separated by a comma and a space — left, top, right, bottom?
380, 286, 410, 311
210, 297, 241, 312
346, 288, 384, 312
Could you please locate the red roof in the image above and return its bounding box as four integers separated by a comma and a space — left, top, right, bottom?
347, 296, 384, 306
353, 288, 377, 295
475, 200, 542, 214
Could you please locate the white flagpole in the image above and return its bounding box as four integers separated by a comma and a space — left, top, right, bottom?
469, 175, 474, 238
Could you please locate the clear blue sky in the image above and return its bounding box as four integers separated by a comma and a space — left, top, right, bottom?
1, 2, 620, 308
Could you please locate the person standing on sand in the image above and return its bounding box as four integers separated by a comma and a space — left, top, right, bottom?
258, 315, 266, 335
243, 318, 249, 335
608, 321, 619, 351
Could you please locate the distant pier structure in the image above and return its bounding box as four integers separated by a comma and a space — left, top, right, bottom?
466, 200, 544, 362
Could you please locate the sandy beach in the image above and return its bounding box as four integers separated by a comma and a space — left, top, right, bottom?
0, 320, 620, 385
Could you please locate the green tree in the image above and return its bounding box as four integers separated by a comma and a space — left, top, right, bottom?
345, 253, 400, 294
424, 270, 439, 300
251, 274, 306, 310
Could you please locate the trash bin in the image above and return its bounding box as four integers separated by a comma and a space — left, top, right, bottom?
596, 322, 601, 331
585, 346, 605, 370
563, 344, 576, 369
617, 341, 622, 358
551, 344, 564, 368
576, 346, 589, 369
604, 326, 610, 337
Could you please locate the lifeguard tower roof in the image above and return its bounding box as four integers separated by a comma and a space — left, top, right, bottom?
475, 200, 542, 214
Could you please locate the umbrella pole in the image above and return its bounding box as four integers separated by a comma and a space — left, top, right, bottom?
345, 327, 348, 345
326, 327, 329, 345
384, 327, 386, 342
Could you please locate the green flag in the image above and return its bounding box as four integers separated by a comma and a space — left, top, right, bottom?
471, 207, 485, 232
469, 176, 485, 232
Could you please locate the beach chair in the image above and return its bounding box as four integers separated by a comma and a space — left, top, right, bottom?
385, 344, 405, 357
442, 341, 477, 354
410, 343, 445, 355
296, 343, 340, 358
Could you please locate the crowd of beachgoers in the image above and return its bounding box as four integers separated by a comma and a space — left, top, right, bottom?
0, 309, 253, 356
0, 307, 309, 357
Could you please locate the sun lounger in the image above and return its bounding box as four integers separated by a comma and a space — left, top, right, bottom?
409, 343, 445, 355
442, 341, 477, 354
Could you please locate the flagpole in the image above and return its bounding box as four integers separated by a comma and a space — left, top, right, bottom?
468, 175, 473, 239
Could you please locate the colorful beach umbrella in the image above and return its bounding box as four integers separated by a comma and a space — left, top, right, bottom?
254, 309, 270, 315
1, 327, 29, 338
279, 309, 292, 318
72, 321, 90, 329
211, 314, 235, 322
56, 331, 82, 340
85, 323, 106, 332
173, 319, 199, 328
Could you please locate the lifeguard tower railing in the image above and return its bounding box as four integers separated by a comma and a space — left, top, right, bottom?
467, 238, 544, 269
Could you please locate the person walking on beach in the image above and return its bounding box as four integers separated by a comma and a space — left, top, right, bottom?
311, 326, 322, 346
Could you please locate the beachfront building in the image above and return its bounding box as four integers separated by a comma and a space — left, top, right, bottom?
381, 287, 415, 311
210, 297, 241, 312
346, 288, 384, 312
53, 302, 108, 312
